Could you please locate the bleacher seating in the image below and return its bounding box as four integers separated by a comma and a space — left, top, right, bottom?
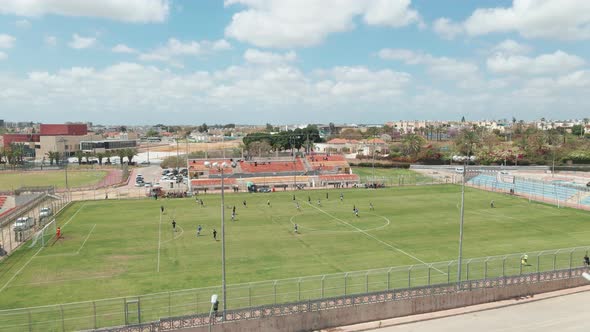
239, 159, 304, 173
189, 160, 236, 175
468, 174, 579, 202
307, 154, 349, 171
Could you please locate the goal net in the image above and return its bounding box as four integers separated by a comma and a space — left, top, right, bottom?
29, 218, 57, 248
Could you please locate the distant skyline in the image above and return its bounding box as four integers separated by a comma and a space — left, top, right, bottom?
1, 0, 589, 125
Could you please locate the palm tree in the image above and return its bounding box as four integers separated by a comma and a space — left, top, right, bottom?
402, 134, 425, 158
104, 150, 112, 164
83, 151, 93, 164
74, 150, 84, 165
116, 149, 126, 165
96, 152, 105, 166
124, 148, 137, 164
454, 129, 480, 156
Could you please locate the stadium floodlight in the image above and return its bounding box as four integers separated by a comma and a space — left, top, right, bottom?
204, 160, 236, 321
453, 154, 476, 286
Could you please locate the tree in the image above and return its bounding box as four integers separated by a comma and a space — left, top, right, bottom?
116, 149, 126, 165
454, 129, 480, 156
124, 148, 137, 164
74, 150, 84, 165
198, 123, 208, 133
83, 151, 93, 163
572, 124, 584, 136
104, 150, 112, 164
96, 152, 105, 166
146, 129, 160, 137
401, 134, 425, 158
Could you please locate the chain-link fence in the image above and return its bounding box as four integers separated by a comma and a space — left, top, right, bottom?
0, 246, 588, 331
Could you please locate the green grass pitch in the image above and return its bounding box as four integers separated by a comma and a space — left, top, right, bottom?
0, 170, 107, 191
0, 184, 589, 326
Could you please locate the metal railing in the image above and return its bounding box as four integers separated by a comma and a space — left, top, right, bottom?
98, 267, 588, 332
0, 246, 588, 331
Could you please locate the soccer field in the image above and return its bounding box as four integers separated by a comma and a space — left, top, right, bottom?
0, 170, 107, 191
0, 184, 589, 327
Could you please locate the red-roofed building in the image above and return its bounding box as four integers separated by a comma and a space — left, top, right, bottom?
40, 124, 87, 136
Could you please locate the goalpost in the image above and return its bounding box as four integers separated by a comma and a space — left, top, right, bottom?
29, 219, 57, 248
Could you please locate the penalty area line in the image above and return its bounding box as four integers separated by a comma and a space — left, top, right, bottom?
306, 202, 446, 275
76, 224, 96, 254
0, 246, 43, 294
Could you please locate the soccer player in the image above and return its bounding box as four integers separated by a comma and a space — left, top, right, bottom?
490, 200, 495, 208
200, 199, 204, 207
231, 211, 236, 221
584, 254, 590, 267
340, 193, 344, 201
326, 192, 329, 200
56, 227, 61, 239
213, 229, 217, 240
521, 254, 528, 266
232, 206, 236, 214
292, 194, 296, 201
355, 208, 359, 217
243, 200, 247, 207
197, 225, 202, 237
296, 201, 300, 211
172, 219, 177, 232
308, 196, 311, 203
294, 223, 299, 234
317, 199, 321, 206
369, 202, 374, 210
267, 200, 271, 207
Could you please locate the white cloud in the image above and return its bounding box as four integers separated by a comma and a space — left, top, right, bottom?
68, 34, 96, 49
139, 38, 231, 64
378, 48, 479, 80
0, 34, 16, 49
45, 36, 57, 47
487, 50, 586, 75
456, 0, 590, 40
491, 39, 531, 55
244, 49, 296, 65
433, 18, 463, 40
0, 0, 169, 23
224, 0, 421, 48
112, 44, 137, 54
212, 39, 232, 51
15, 19, 31, 29
0, 51, 6, 60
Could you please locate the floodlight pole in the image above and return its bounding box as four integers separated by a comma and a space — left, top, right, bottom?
453, 155, 474, 286
457, 160, 466, 285
220, 166, 226, 319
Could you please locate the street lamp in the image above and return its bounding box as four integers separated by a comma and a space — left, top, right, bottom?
452, 154, 476, 285
204, 160, 236, 320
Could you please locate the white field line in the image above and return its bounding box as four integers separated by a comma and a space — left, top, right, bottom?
0, 246, 43, 294
157, 211, 162, 273
306, 202, 446, 275
76, 224, 96, 254
161, 225, 184, 245
61, 203, 86, 229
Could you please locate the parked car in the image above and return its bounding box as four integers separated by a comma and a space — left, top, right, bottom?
39, 207, 52, 218
455, 167, 464, 174
258, 186, 272, 193
140, 161, 150, 165
13, 217, 35, 231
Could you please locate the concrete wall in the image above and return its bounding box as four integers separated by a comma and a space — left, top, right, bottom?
181, 277, 587, 332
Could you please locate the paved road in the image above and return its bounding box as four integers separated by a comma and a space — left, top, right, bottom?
370, 290, 589, 332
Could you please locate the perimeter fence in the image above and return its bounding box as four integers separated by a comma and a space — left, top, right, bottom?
0, 246, 588, 331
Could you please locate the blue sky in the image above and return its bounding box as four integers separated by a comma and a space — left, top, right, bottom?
0, 0, 589, 125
